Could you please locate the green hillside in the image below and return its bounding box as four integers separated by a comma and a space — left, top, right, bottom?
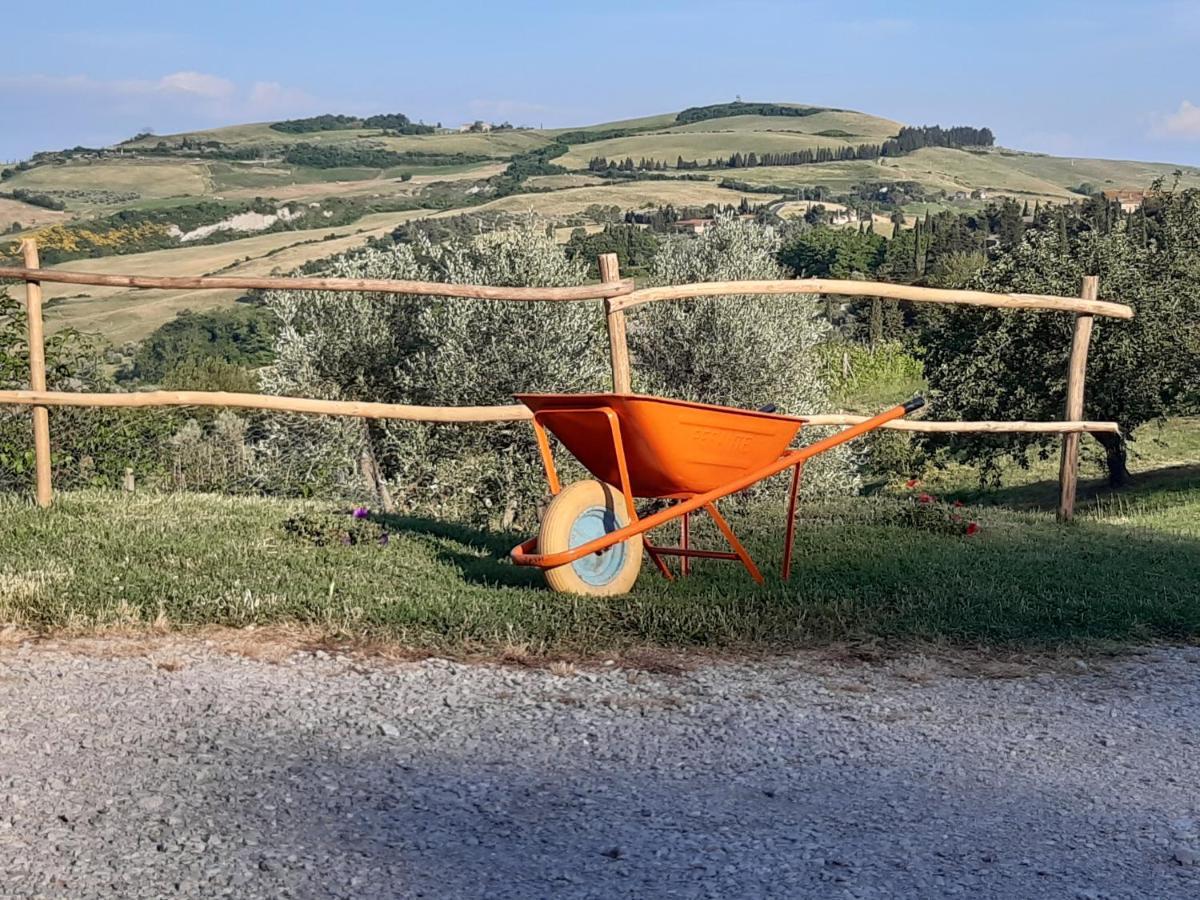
5, 99, 1200, 339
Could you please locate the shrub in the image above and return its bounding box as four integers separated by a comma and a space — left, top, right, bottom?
123, 305, 277, 383
167, 412, 255, 493
1, 295, 178, 492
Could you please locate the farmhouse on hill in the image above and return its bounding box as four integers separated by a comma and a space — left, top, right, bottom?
1102, 189, 1146, 212
672, 217, 714, 235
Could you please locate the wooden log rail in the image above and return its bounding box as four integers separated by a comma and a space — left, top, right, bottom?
613, 279, 1133, 319
0, 390, 1120, 434
0, 251, 1132, 517
0, 267, 637, 301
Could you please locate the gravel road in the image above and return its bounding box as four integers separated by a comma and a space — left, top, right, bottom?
1, 638, 1198, 899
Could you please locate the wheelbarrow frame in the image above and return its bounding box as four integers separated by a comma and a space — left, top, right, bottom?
511, 395, 924, 584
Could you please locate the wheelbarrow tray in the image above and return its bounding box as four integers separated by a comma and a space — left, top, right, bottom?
515, 392, 806, 498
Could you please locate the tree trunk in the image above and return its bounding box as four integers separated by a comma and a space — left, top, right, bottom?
359, 421, 396, 513
1094, 431, 1131, 487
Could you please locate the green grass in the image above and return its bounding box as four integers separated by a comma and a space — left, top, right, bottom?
1, 462, 1197, 655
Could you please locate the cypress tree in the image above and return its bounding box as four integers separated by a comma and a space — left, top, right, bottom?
913, 218, 923, 277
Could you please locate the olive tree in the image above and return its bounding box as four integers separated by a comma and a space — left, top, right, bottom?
630, 216, 859, 495
263, 226, 608, 525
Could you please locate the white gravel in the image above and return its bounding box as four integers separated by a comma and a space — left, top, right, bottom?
1, 639, 1198, 899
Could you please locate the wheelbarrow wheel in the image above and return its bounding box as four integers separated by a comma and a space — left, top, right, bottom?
538, 480, 643, 596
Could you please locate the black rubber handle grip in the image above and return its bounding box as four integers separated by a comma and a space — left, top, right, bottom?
902, 396, 926, 414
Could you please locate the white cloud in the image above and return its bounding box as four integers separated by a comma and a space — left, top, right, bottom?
1158, 100, 1200, 138
0, 71, 325, 136
158, 71, 236, 100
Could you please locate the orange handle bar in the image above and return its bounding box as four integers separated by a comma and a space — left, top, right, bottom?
512, 397, 923, 570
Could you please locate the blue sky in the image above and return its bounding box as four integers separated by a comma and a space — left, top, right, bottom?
2, 0, 1199, 164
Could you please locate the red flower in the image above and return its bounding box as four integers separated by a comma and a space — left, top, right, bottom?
905, 478, 921, 489
953, 499, 964, 508
966, 522, 980, 536
917, 493, 934, 504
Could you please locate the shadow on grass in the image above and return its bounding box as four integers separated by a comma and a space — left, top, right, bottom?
374, 512, 544, 589
943, 463, 1200, 513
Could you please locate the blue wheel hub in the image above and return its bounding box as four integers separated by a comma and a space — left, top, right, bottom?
568, 506, 627, 587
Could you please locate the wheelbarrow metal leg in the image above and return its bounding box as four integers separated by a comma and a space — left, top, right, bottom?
704, 502, 763, 584
643, 536, 675, 581
680, 510, 690, 577
531, 415, 561, 496
783, 461, 804, 580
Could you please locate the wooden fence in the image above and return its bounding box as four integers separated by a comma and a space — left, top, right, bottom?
0, 243, 1133, 521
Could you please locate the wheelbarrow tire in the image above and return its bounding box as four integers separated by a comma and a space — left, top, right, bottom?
539, 480, 643, 596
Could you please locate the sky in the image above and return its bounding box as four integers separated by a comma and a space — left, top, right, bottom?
2, 0, 1200, 164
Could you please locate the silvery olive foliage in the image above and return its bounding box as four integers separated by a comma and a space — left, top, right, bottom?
262, 217, 859, 520
632, 216, 859, 496
263, 226, 608, 525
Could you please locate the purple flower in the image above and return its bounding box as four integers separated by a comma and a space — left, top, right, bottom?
379, 533, 390, 547
352, 506, 370, 519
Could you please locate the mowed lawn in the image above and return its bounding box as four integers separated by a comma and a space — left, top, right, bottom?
1, 428, 1197, 656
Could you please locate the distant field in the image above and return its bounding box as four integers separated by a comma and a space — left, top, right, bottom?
375, 130, 552, 156
444, 180, 782, 218
38, 211, 424, 342
131, 123, 554, 158
978, 149, 1200, 191
6, 159, 211, 209
662, 110, 901, 140
544, 112, 679, 135
0, 197, 68, 232
523, 173, 609, 190
208, 162, 384, 192
711, 147, 1200, 204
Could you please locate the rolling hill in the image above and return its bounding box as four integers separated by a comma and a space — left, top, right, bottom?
4, 100, 1199, 340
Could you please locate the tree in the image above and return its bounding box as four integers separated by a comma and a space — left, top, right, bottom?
920, 188, 1200, 485
264, 226, 609, 525
563, 224, 661, 277
630, 216, 858, 495
779, 226, 885, 279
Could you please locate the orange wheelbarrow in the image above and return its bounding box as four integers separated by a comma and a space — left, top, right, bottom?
510, 393, 925, 595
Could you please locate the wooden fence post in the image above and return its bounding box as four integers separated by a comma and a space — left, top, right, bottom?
599, 254, 632, 393
20, 240, 53, 508
1057, 275, 1099, 523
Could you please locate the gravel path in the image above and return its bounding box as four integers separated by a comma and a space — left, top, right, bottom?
1, 639, 1198, 899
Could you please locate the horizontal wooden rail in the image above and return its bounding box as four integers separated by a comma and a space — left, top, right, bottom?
0, 267, 635, 302
0, 390, 1118, 434
0, 390, 532, 422
613, 279, 1133, 319
801, 414, 1120, 434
